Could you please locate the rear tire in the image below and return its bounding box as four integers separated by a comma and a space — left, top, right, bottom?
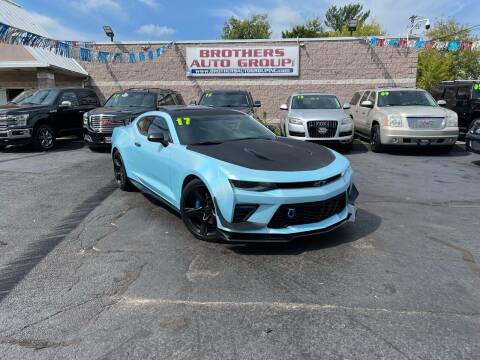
370, 124, 384, 153
112, 151, 134, 191
181, 179, 218, 242
32, 124, 55, 151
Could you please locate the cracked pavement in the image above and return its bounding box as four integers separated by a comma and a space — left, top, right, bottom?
0, 140, 480, 359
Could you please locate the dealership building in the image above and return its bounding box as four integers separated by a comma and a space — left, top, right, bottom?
0, 0, 419, 120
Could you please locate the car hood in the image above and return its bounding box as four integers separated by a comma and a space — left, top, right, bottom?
0, 104, 50, 115
289, 109, 346, 120
381, 106, 452, 117
187, 137, 336, 172
89, 106, 153, 117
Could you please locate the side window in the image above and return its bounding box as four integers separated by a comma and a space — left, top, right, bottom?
60, 91, 79, 106
137, 116, 154, 136
430, 86, 444, 99
368, 91, 377, 105
350, 92, 361, 106
287, 96, 291, 108
77, 90, 100, 106
147, 116, 171, 139
158, 94, 176, 106
174, 93, 185, 105
457, 86, 471, 100
444, 86, 456, 100
360, 91, 370, 105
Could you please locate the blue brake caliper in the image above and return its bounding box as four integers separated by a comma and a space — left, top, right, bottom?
194, 199, 201, 209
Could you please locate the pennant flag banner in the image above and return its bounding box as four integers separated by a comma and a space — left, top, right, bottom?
367, 36, 480, 51
0, 22, 174, 64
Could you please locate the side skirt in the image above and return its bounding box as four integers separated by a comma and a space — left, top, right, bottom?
129, 178, 180, 214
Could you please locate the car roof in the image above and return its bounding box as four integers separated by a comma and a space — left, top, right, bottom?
290, 91, 337, 97
202, 89, 250, 94
157, 105, 247, 117
362, 87, 424, 92
120, 88, 178, 94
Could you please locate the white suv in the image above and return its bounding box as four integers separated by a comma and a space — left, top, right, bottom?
349, 88, 459, 153
280, 92, 354, 151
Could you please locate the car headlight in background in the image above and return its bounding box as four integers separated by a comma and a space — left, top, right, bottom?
83, 113, 89, 127
7, 114, 29, 126
386, 114, 403, 127
288, 118, 303, 125
341, 117, 353, 125
445, 112, 458, 127
229, 180, 277, 192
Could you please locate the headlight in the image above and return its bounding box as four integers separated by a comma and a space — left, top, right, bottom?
288, 118, 303, 125
9, 114, 29, 127
229, 180, 277, 192
341, 117, 352, 125
445, 112, 458, 127
83, 113, 89, 126
386, 114, 402, 127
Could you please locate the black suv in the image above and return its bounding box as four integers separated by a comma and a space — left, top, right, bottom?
0, 88, 100, 151
195, 89, 261, 118
83, 88, 185, 150
430, 80, 480, 132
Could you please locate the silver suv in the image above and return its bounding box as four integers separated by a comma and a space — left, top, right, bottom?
280, 92, 354, 151
349, 88, 459, 153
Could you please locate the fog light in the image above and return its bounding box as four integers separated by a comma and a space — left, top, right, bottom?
392, 138, 399, 143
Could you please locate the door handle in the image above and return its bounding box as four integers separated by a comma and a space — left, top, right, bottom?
134, 142, 141, 147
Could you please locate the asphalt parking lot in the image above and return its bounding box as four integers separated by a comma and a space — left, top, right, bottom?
0, 139, 479, 359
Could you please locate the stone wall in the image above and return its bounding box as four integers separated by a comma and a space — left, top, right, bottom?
81, 39, 418, 121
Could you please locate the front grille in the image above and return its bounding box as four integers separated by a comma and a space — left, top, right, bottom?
307, 121, 338, 138
89, 115, 125, 133
268, 192, 346, 228
407, 117, 444, 129
0, 116, 15, 131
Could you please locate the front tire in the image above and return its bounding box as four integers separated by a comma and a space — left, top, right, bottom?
32, 124, 55, 151
181, 179, 218, 242
370, 124, 384, 153
112, 151, 134, 191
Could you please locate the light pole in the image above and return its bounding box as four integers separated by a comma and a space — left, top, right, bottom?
103, 26, 115, 42
406, 15, 430, 42
348, 19, 358, 37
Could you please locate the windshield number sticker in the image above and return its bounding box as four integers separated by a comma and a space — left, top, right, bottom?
380, 91, 390, 96
474, 84, 480, 90
121, 93, 129, 97
176, 117, 191, 126
297, 95, 304, 99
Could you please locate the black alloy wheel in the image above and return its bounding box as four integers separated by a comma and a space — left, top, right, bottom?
33, 124, 55, 151
113, 151, 133, 191
181, 179, 218, 241
371, 124, 384, 153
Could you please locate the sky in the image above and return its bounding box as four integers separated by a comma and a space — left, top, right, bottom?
14, 0, 480, 42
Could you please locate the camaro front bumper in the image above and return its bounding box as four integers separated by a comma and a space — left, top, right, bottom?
214, 182, 359, 243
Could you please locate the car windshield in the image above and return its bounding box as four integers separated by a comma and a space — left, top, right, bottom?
15, 89, 58, 105
377, 90, 437, 107
10, 89, 35, 104
199, 92, 250, 107
473, 83, 480, 99
105, 92, 155, 107
291, 95, 341, 109
172, 113, 275, 145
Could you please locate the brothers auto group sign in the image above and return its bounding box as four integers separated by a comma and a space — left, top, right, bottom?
186, 46, 299, 77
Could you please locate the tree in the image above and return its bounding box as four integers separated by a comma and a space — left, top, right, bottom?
329, 21, 386, 37
417, 19, 480, 89
282, 18, 329, 38
222, 14, 271, 39
324, 3, 370, 32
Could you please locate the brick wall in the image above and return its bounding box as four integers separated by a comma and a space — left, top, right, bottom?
82, 39, 418, 121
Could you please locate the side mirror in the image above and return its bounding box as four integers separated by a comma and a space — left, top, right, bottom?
280, 104, 288, 110
59, 100, 72, 108
343, 102, 351, 110
189, 100, 197, 105
254, 100, 261, 107
147, 132, 169, 147
265, 124, 277, 132
360, 100, 373, 108
437, 100, 447, 106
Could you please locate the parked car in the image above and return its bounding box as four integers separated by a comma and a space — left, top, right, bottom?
194, 89, 261, 118
349, 87, 459, 153
430, 80, 480, 133
279, 92, 354, 151
0, 88, 100, 151
83, 88, 185, 150
111, 106, 358, 243
465, 119, 480, 154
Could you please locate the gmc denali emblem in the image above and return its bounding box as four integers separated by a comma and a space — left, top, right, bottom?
102, 119, 113, 126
